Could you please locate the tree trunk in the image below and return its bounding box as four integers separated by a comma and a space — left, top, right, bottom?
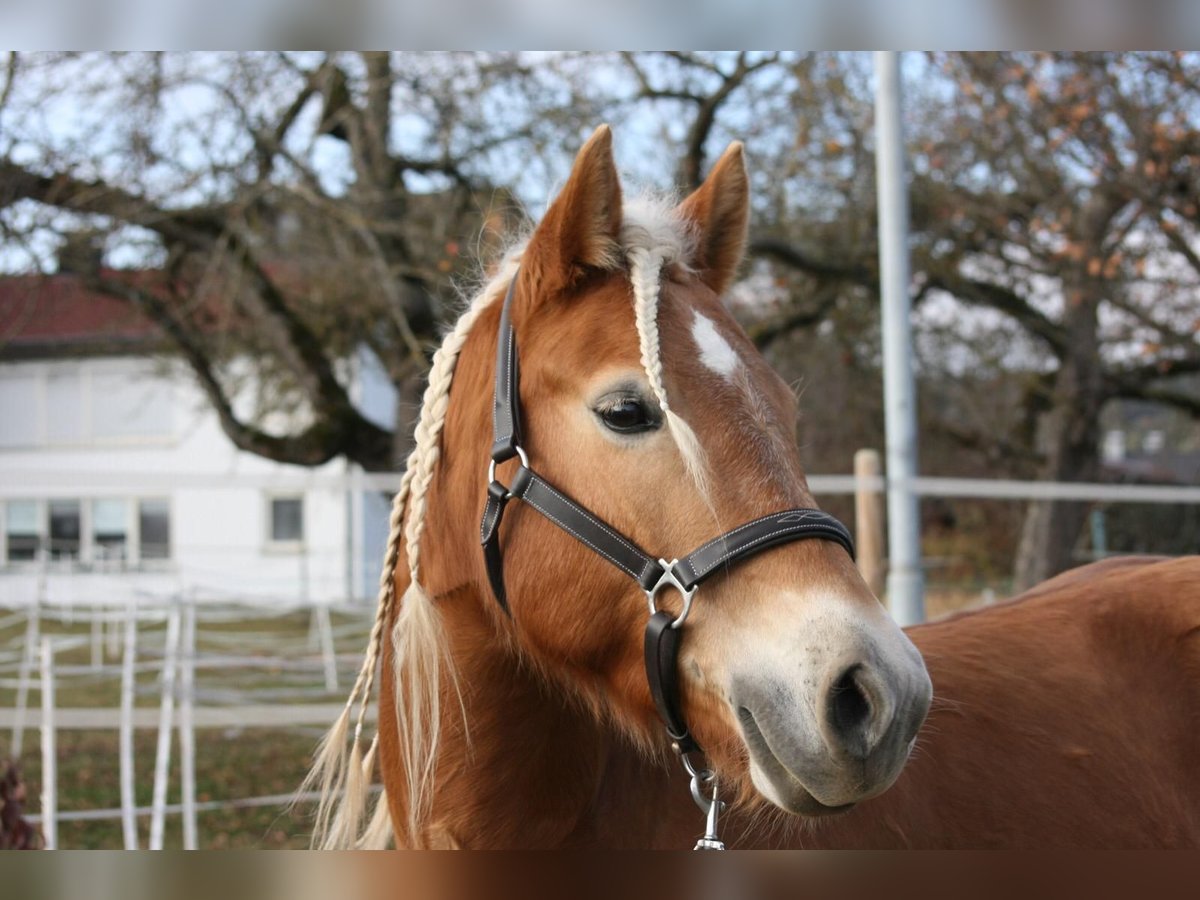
1012, 402, 1101, 591
1013, 284, 1105, 592
1012, 188, 1123, 592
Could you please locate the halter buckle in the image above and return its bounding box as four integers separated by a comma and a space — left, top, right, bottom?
645, 559, 696, 629
487, 444, 530, 496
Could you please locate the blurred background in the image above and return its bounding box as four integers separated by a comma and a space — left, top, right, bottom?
0, 51, 1197, 848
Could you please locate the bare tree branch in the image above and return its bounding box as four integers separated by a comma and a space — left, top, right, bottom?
748, 235, 875, 284
219, 225, 364, 416
930, 417, 1045, 468
0, 160, 227, 245
745, 283, 842, 349
88, 274, 391, 468
1109, 354, 1200, 386
680, 52, 778, 190
925, 272, 1070, 357
1112, 380, 1200, 418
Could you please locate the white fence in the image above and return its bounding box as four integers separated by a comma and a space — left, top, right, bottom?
1, 597, 375, 849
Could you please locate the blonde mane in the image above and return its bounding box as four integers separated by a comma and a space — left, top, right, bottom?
301, 196, 705, 849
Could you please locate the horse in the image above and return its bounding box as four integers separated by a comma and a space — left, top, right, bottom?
802, 554, 1200, 848
302, 126, 1200, 849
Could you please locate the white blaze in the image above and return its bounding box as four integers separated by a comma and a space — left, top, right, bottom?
691, 311, 740, 379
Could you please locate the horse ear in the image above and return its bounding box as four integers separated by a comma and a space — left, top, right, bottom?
676, 142, 750, 296
524, 125, 623, 296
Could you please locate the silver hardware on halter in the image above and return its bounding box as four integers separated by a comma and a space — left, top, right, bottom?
689, 768, 726, 851
645, 558, 696, 629
487, 444, 530, 493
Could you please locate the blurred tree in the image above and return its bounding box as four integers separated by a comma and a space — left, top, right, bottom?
0, 51, 602, 469
2, 52, 1197, 586
742, 52, 1200, 588
912, 52, 1200, 588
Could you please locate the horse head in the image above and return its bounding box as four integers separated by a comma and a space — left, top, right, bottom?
308, 125, 932, 848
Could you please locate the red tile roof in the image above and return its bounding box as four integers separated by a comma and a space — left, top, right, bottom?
0, 272, 161, 352
0, 268, 250, 359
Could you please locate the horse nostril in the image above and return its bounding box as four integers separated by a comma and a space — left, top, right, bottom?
826, 664, 874, 759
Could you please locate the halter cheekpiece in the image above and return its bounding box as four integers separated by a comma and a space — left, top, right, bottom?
479, 272, 855, 849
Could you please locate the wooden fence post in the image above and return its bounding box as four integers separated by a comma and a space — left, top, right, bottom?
854, 449, 887, 602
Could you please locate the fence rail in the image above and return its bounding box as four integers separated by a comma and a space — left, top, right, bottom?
0, 598, 374, 849
2, 468, 1196, 504
22, 787, 381, 826
818, 474, 1199, 504
0, 702, 368, 730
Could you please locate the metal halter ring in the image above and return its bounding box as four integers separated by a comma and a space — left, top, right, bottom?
645, 559, 697, 629
688, 768, 719, 812
487, 444, 530, 494
677, 747, 712, 782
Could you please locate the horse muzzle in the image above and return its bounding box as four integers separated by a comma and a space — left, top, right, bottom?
730, 617, 932, 814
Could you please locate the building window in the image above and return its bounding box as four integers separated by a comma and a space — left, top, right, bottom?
0, 360, 174, 449
0, 374, 40, 448
2, 496, 173, 568
91, 368, 173, 440
92, 498, 129, 562
45, 368, 84, 444
139, 499, 171, 560
48, 500, 81, 560
269, 496, 304, 545
5, 500, 41, 561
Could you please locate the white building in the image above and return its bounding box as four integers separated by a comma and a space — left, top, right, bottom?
0, 274, 394, 607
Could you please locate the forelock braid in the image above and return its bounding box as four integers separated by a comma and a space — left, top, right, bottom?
628, 246, 711, 498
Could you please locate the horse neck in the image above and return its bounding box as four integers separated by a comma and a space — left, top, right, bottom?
382, 579, 704, 848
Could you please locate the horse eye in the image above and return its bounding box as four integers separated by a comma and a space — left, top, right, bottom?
596, 396, 659, 434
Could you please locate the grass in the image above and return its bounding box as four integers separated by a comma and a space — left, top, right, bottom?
0, 605, 372, 849
0, 609, 372, 710
3, 728, 319, 849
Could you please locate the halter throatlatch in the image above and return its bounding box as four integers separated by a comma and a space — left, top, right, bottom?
479, 273, 856, 849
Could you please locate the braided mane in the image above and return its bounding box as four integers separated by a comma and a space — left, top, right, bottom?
300, 196, 702, 849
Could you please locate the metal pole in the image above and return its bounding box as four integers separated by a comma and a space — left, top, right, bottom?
1089, 508, 1108, 560
179, 600, 198, 850
149, 606, 182, 849
119, 599, 139, 849
11, 604, 39, 758
90, 612, 103, 671
317, 603, 338, 693
106, 608, 120, 659
39, 638, 57, 850
874, 51, 925, 626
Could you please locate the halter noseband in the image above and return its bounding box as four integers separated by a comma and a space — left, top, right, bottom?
479, 273, 855, 849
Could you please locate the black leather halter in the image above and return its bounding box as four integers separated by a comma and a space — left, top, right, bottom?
478, 273, 855, 765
